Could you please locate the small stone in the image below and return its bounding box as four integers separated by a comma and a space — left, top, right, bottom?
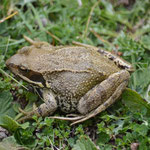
130, 143, 139, 150
0, 126, 9, 141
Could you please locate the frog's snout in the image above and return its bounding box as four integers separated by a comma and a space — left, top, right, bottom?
6, 57, 17, 74
6, 57, 12, 68
6, 54, 24, 67
6, 54, 22, 73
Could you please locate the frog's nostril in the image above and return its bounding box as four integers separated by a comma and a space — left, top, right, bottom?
6, 62, 14, 69
6, 57, 15, 69
6, 58, 11, 67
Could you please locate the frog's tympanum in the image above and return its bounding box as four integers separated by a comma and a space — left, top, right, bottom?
6, 41, 134, 125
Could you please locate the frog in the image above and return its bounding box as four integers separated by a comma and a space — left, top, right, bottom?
6, 39, 134, 125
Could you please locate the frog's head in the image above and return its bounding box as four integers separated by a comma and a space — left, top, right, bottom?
6, 46, 46, 88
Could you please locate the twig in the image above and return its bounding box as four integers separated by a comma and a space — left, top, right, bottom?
48, 137, 55, 150
72, 41, 97, 49
0, 68, 28, 90
4, 36, 10, 59
83, 0, 101, 38
23, 35, 35, 44
0, 11, 18, 23
132, 18, 145, 32
46, 31, 63, 44
48, 137, 60, 150
90, 29, 113, 47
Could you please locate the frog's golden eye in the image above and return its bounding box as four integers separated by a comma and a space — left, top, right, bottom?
19, 65, 29, 73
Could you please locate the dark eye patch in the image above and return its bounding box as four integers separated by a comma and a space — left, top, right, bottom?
29, 74, 46, 86
28, 71, 46, 87
19, 67, 46, 87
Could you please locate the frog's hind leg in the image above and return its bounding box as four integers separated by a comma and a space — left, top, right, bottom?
70, 70, 129, 125
71, 80, 128, 125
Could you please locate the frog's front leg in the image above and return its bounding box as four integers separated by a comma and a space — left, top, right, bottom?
17, 89, 57, 122
71, 70, 129, 125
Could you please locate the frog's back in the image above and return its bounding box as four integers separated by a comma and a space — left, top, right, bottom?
34, 46, 120, 75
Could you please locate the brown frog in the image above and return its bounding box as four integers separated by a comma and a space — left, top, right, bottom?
6, 40, 134, 125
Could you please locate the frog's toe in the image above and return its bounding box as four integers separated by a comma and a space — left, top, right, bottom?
48, 116, 84, 121
66, 114, 79, 117
18, 108, 31, 116
71, 118, 87, 126
18, 108, 35, 122
17, 115, 34, 123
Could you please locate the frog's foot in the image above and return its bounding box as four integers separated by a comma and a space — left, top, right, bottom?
48, 115, 84, 121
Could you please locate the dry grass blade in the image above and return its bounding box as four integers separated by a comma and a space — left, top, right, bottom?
72, 41, 97, 49
0, 68, 28, 90
0, 11, 18, 23
46, 31, 63, 44
23, 35, 35, 44
90, 29, 113, 46
83, 0, 101, 38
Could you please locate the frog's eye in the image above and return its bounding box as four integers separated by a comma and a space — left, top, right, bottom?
19, 65, 29, 73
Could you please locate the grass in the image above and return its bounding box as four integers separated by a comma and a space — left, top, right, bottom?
0, 0, 150, 149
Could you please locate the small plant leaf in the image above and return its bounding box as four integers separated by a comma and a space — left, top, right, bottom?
0, 90, 16, 121
0, 136, 28, 150
72, 135, 98, 150
122, 88, 150, 115
0, 91, 19, 132
0, 115, 20, 132
140, 34, 150, 50
97, 132, 110, 144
